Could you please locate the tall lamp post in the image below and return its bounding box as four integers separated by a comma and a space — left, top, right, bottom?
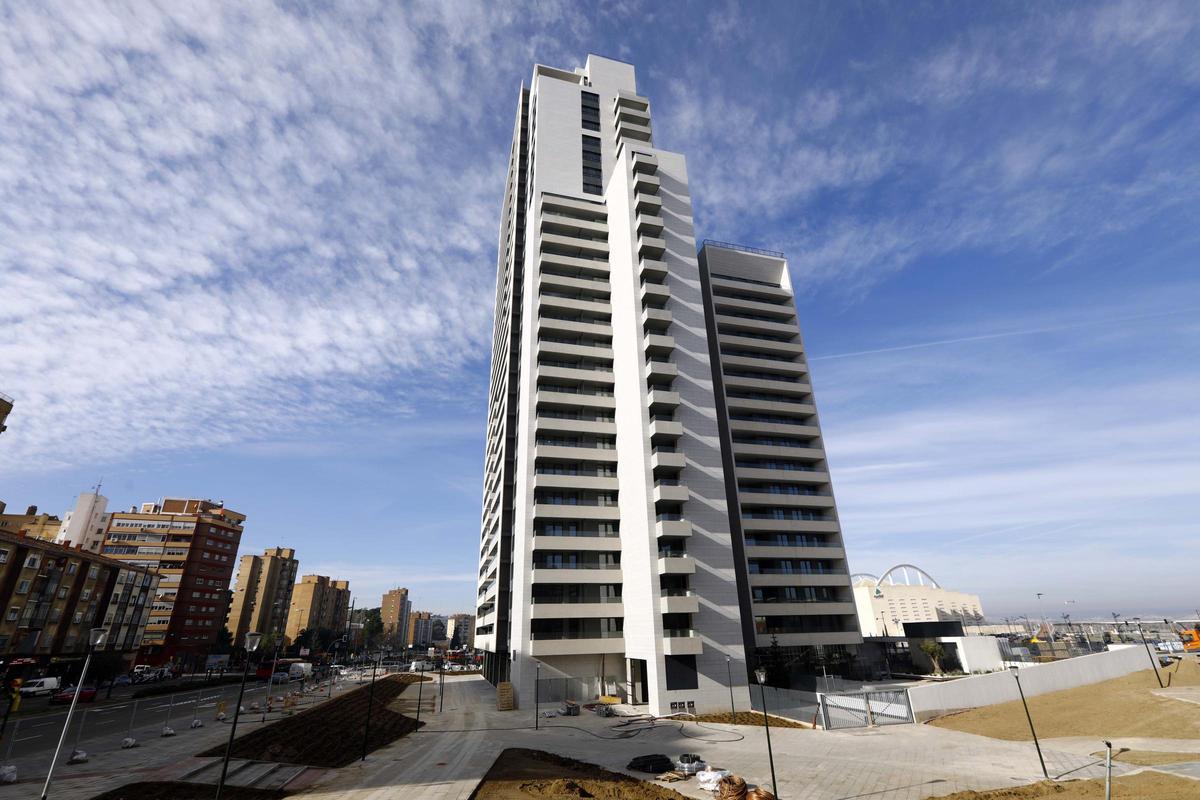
753, 667, 779, 799
216, 631, 262, 800
361, 646, 386, 761
1132, 618, 1165, 689
725, 657, 736, 720
41, 627, 107, 800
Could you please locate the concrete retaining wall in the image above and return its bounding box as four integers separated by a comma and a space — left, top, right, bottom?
908, 645, 1153, 721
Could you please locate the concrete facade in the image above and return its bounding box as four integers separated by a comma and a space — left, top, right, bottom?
0, 527, 157, 666
475, 54, 859, 714
226, 546, 298, 645
381, 587, 411, 645
285, 574, 350, 643
0, 502, 63, 542
56, 490, 112, 553
907, 644, 1152, 720
853, 566, 985, 636
101, 497, 244, 666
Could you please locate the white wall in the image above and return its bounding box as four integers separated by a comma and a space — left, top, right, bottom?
908, 645, 1154, 721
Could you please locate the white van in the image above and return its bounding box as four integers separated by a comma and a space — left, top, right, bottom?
288, 662, 313, 680
409, 660, 435, 672
20, 677, 61, 697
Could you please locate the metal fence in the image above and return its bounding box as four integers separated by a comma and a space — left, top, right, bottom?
819, 689, 913, 730
748, 684, 822, 726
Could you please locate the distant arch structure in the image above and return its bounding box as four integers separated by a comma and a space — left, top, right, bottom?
850, 573, 880, 587
878, 564, 941, 589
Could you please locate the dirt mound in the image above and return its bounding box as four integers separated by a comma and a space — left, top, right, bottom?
519, 778, 595, 797
930, 771, 1199, 799
931, 660, 1200, 740
197, 673, 428, 767
470, 748, 688, 800
89, 782, 289, 799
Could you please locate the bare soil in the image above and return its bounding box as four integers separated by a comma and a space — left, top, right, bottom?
197, 673, 429, 767
930, 772, 1199, 799
691, 711, 809, 728
931, 660, 1200, 740
90, 782, 289, 799
469, 748, 690, 800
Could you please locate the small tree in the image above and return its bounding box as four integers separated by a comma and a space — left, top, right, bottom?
919, 640, 946, 675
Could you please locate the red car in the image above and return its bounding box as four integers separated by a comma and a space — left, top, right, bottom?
50, 686, 97, 705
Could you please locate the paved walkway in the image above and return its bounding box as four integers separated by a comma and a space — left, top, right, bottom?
289, 675, 1130, 800
3, 674, 1174, 800
1044, 735, 1200, 756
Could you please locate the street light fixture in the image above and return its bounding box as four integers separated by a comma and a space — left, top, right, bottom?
753, 667, 779, 799
216, 631, 261, 800
41, 627, 107, 800
1132, 618, 1164, 689
725, 656, 736, 720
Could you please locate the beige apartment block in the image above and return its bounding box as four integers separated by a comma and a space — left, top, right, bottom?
0, 528, 158, 667
101, 497, 245, 667
381, 587, 410, 645
285, 574, 350, 643
227, 547, 298, 645
475, 55, 863, 715
0, 502, 63, 542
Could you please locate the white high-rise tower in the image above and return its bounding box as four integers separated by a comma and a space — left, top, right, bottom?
475, 55, 860, 715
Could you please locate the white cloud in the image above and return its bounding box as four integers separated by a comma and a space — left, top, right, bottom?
0, 2, 605, 472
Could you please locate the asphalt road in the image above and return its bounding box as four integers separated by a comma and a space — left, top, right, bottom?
1, 680, 282, 764
0, 670, 394, 765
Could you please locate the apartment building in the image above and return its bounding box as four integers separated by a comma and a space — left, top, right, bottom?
407, 610, 433, 649
226, 547, 298, 645
447, 612, 476, 649
474, 55, 861, 714
699, 243, 861, 672
0, 528, 157, 668
284, 575, 350, 644
0, 502, 63, 542
101, 498, 245, 666
381, 587, 411, 645
0, 391, 11, 435
56, 490, 112, 554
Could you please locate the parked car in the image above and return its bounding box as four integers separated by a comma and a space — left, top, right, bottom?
112, 674, 132, 686
271, 671, 291, 684
50, 686, 98, 705
19, 677, 61, 697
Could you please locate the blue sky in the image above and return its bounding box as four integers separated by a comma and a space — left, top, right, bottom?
1, 1, 1197, 620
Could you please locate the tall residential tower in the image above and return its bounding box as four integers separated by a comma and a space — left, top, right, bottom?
475, 55, 859, 715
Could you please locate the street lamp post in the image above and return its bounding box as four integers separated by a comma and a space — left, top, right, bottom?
534, 661, 540, 731
753, 667, 779, 799
41, 627, 107, 800
216, 631, 262, 800
1132, 619, 1164, 689
415, 661, 425, 727
725, 657, 736, 720
361, 647, 384, 761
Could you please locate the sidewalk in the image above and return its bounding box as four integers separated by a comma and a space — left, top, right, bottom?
289, 675, 1129, 800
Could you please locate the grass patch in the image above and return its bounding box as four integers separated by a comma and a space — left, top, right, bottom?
931, 659, 1200, 740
